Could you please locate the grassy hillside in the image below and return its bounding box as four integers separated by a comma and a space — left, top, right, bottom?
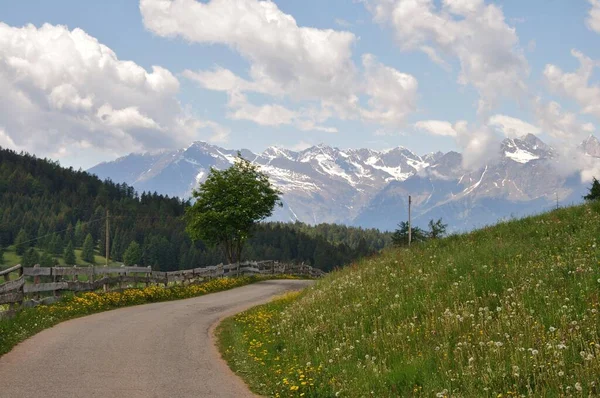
219, 203, 600, 397
0, 246, 119, 269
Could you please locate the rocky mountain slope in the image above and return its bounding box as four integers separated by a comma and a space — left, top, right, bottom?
89, 134, 600, 231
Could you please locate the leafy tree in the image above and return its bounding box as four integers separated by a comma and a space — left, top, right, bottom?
123, 241, 142, 266
40, 252, 55, 267
14, 228, 29, 255
81, 233, 95, 263
186, 154, 281, 264
22, 247, 40, 267
64, 241, 76, 266
428, 218, 448, 239
391, 222, 427, 247
584, 177, 600, 201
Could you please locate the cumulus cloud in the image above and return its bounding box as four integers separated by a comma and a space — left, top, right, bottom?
360, 54, 419, 126
587, 0, 600, 33
544, 50, 600, 120
0, 22, 227, 159
364, 0, 529, 115
414, 120, 459, 137
143, 0, 418, 130
415, 118, 499, 169
533, 97, 595, 141
488, 114, 540, 138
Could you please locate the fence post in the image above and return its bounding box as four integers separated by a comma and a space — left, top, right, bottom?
17, 264, 24, 309
89, 265, 95, 291
145, 266, 151, 288
33, 264, 40, 300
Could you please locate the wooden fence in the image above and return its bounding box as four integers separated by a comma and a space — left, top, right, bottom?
0, 261, 324, 318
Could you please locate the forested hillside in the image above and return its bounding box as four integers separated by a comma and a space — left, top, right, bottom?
0, 148, 390, 272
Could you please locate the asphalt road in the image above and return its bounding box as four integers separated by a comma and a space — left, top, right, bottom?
0, 279, 312, 398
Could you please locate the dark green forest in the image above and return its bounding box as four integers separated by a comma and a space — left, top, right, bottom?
0, 148, 391, 272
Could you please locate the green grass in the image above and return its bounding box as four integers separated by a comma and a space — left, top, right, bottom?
218, 203, 600, 397
1, 246, 119, 269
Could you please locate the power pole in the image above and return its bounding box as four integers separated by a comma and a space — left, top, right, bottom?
556, 192, 559, 210
408, 195, 412, 246
105, 210, 110, 267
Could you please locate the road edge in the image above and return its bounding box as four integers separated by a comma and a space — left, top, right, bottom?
208, 281, 313, 397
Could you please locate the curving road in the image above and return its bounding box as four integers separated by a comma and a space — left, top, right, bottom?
0, 279, 312, 398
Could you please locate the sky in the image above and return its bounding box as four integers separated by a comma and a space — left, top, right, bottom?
1, 0, 600, 169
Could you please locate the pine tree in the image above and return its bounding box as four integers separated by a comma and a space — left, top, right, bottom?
14, 228, 29, 255
428, 218, 448, 239
82, 233, 95, 263
74, 220, 85, 247
391, 222, 427, 247
64, 241, 76, 266
123, 241, 142, 266
110, 229, 122, 261
65, 223, 74, 245
22, 247, 40, 267
36, 224, 46, 248
584, 177, 600, 201
40, 252, 55, 267
51, 233, 63, 256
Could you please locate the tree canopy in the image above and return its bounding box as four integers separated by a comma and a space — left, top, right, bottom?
0, 147, 391, 272
392, 218, 448, 247
123, 241, 142, 266
584, 177, 600, 201
186, 154, 282, 264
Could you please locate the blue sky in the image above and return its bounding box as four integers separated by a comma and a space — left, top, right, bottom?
1, 0, 600, 169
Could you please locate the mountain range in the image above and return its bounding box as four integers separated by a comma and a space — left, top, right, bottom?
88, 134, 600, 231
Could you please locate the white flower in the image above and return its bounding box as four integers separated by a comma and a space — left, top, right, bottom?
558, 371, 565, 377
549, 326, 556, 332
575, 382, 582, 392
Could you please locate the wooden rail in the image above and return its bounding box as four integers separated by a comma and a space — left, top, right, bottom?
0, 261, 324, 318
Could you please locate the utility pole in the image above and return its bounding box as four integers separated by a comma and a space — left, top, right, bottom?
556, 192, 559, 210
408, 195, 412, 246
105, 210, 110, 267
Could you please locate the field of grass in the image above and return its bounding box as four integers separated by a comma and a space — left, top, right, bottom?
219, 203, 600, 397
1, 246, 119, 270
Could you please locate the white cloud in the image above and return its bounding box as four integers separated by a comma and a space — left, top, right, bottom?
0, 22, 227, 159
488, 114, 540, 138
141, 0, 357, 102
415, 118, 497, 168
360, 54, 419, 127
365, 0, 529, 115
143, 0, 418, 131
453, 121, 500, 170
533, 97, 595, 141
587, 0, 600, 33
544, 49, 600, 120
414, 120, 459, 137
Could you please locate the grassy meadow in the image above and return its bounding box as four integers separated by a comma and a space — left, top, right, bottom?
218, 203, 600, 397
0, 245, 119, 269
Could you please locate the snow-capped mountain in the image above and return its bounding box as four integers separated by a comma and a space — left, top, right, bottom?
89, 134, 600, 231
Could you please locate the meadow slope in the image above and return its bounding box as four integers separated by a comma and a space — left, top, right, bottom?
219, 203, 600, 397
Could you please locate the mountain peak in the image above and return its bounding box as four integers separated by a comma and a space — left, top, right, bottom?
581, 134, 600, 157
